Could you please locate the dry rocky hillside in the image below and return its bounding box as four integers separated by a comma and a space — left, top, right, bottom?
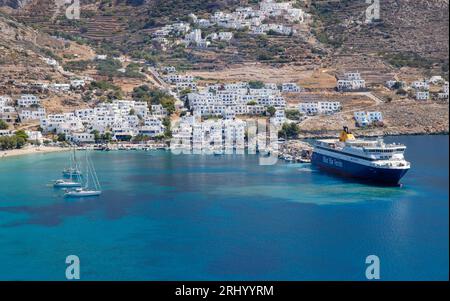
0, 11, 102, 115
312, 0, 449, 81
0, 0, 448, 135
0, 11, 98, 85
0, 12, 67, 84
0, 0, 446, 77
2, 0, 322, 69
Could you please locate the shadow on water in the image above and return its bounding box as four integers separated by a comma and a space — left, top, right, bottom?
0, 190, 136, 227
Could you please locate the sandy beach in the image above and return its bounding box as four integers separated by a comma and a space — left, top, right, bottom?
0, 145, 69, 159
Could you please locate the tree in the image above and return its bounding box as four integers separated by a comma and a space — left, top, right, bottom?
132, 134, 149, 143
0, 135, 26, 150
132, 86, 176, 115
278, 123, 300, 139
179, 88, 192, 97
285, 109, 301, 121
248, 80, 265, 89
162, 116, 172, 138
14, 130, 28, 141
0, 136, 12, 150
267, 106, 276, 117
91, 130, 100, 143
57, 133, 66, 142
0, 120, 8, 130
154, 134, 165, 141
160, 97, 176, 115
101, 132, 112, 143
15, 136, 26, 149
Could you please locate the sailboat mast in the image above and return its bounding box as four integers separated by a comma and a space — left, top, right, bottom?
74, 148, 82, 183
90, 157, 101, 190
70, 148, 75, 181
84, 150, 90, 189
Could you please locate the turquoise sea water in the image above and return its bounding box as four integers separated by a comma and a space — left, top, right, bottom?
0, 135, 448, 280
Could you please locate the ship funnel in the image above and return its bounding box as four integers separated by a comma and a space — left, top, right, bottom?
339, 126, 356, 142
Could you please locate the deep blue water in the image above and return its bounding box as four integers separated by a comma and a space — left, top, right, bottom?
0, 135, 448, 280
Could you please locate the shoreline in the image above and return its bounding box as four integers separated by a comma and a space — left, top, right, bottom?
0, 146, 69, 159
299, 130, 449, 140
0, 132, 447, 159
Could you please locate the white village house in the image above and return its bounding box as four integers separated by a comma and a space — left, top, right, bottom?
299, 101, 341, 115
416, 91, 430, 101
337, 72, 366, 91
354, 111, 383, 127
40, 100, 167, 143
17, 95, 40, 107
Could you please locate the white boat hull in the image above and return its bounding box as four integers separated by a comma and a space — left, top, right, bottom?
64, 190, 102, 198
54, 181, 82, 188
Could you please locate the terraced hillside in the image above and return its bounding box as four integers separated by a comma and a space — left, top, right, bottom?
8, 0, 244, 42
1, 0, 448, 77
0, 12, 67, 84
0, 10, 97, 93
3, 0, 321, 69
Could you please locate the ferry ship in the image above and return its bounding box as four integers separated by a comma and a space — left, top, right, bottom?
312, 127, 410, 185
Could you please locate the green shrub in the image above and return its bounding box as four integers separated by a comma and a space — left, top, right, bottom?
0, 120, 8, 130
278, 123, 300, 139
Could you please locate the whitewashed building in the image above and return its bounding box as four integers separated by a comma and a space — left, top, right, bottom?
184, 29, 210, 48
17, 95, 40, 107
281, 83, 301, 93
187, 82, 286, 117
218, 32, 233, 41
49, 83, 71, 92
354, 111, 383, 127
416, 91, 430, 100
438, 82, 449, 100
18, 108, 46, 121
411, 80, 430, 91
299, 101, 341, 115
270, 109, 286, 126
337, 72, 366, 91
429, 76, 445, 85
162, 66, 176, 73
0, 96, 13, 106
171, 116, 247, 152
70, 80, 86, 88
69, 132, 96, 144
164, 74, 195, 84
25, 131, 44, 143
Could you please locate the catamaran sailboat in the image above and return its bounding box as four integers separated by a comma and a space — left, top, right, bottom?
65, 151, 102, 198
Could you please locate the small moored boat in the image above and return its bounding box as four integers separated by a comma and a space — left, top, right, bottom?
65, 188, 102, 197
63, 149, 82, 178
54, 179, 82, 188
65, 151, 102, 198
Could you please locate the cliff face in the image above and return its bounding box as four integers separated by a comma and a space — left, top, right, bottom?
0, 0, 30, 9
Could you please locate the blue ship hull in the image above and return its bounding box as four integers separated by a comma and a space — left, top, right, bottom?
312, 152, 409, 185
